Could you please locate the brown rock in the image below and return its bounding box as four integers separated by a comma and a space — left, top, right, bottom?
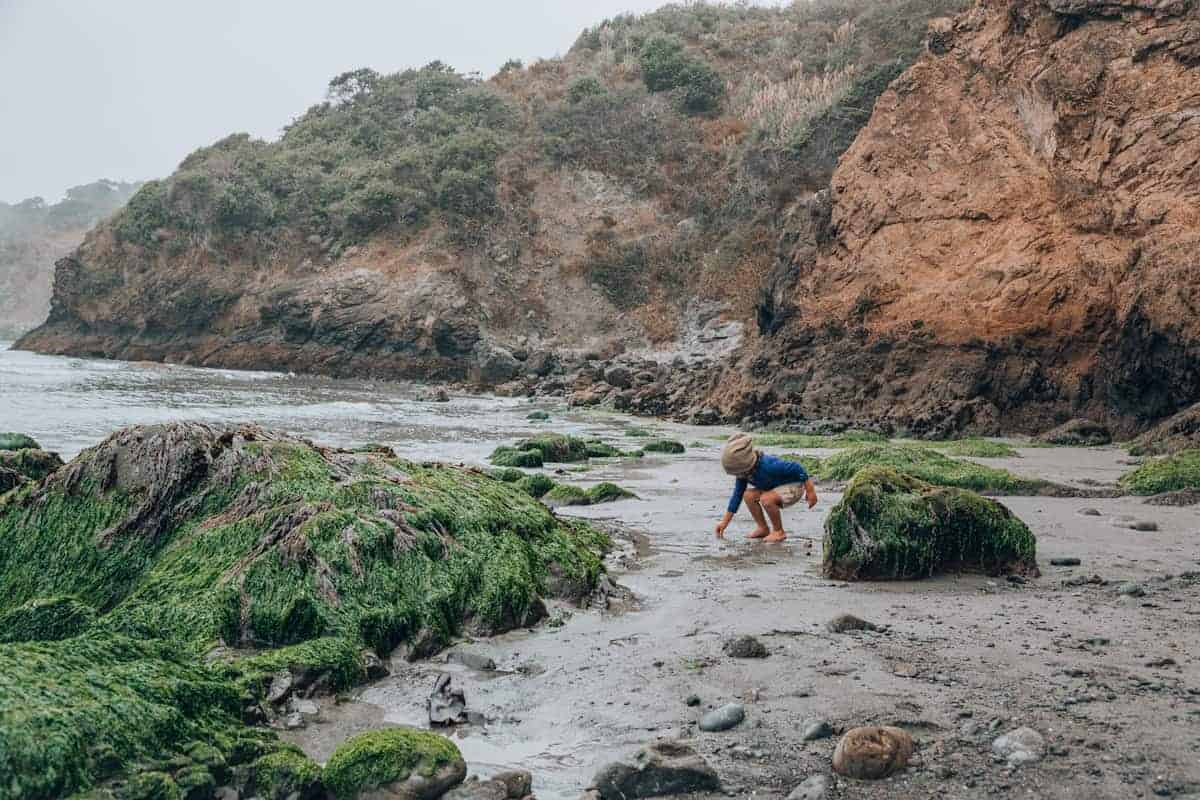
832, 726, 914, 779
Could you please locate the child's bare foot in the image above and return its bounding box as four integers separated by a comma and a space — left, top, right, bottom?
746, 527, 770, 540
763, 530, 788, 543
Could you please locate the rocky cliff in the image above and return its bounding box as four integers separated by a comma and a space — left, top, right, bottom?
705, 0, 1200, 436
18, 0, 1199, 437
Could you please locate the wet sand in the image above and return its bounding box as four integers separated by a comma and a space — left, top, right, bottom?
285, 414, 1200, 800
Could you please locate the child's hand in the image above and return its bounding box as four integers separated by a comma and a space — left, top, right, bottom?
715, 520, 728, 538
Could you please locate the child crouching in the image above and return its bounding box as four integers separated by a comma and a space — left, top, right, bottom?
714, 433, 817, 543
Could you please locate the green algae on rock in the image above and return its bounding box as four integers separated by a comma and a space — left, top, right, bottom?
0, 422, 610, 799
249, 747, 324, 800
544, 481, 637, 507
1119, 450, 1200, 495
0, 447, 65, 482
488, 446, 545, 468
823, 466, 1038, 581
815, 444, 1054, 495
322, 727, 465, 800
642, 440, 686, 454
0, 595, 95, 643
526, 411, 551, 421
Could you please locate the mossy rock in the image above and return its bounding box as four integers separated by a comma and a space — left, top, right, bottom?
624, 427, 653, 438
752, 430, 886, 448
0, 422, 609, 798
250, 747, 323, 800
584, 440, 622, 458
587, 482, 636, 503
0, 595, 96, 643
643, 440, 685, 454
512, 433, 590, 463
526, 411, 551, 421
1119, 449, 1200, 495
0, 432, 40, 451
816, 444, 1053, 495
930, 438, 1018, 458
517, 473, 556, 499
543, 484, 591, 506
490, 468, 526, 483
543, 481, 635, 507
173, 764, 216, 800
0, 448, 65, 481
322, 727, 465, 800
822, 466, 1038, 581
122, 771, 183, 800
489, 447, 544, 468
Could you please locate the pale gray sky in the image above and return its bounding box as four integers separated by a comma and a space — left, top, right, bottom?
0, 0, 688, 203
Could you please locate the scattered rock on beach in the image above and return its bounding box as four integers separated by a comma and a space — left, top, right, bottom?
1144, 489, 1200, 507
429, 674, 468, 726
787, 774, 831, 800
1124, 520, 1159, 532
445, 770, 532, 800
591, 740, 721, 798
992, 727, 1045, 765
1037, 419, 1112, 446
1079, 508, 1102, 516
832, 726, 914, 779
448, 650, 497, 672
699, 703, 746, 732
827, 614, 879, 633
802, 719, 835, 741
723, 635, 768, 658
1050, 558, 1082, 566
685, 694, 701, 707
1117, 582, 1146, 597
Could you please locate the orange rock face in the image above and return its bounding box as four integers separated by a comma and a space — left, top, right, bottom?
720, 0, 1200, 436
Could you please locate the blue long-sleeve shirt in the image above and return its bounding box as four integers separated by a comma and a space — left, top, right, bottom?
727, 453, 809, 513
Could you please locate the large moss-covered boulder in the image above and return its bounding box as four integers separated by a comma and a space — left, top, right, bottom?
0, 422, 608, 799
322, 727, 465, 800
822, 467, 1038, 580
1120, 450, 1200, 495
0, 595, 95, 643
1129, 403, 1200, 456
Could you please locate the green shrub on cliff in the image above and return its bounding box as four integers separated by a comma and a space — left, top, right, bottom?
0, 432, 40, 451
0, 595, 95, 643
1119, 450, 1200, 495
638, 35, 724, 114
823, 466, 1038, 580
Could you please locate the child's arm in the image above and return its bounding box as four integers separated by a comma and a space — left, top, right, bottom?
804, 478, 818, 509
715, 477, 748, 537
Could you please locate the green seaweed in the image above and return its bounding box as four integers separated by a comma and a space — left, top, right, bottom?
543, 484, 591, 506
251, 747, 323, 800
516, 473, 556, 499
822, 466, 1038, 580
489, 447, 544, 468
587, 482, 636, 503
526, 411, 551, 421
0, 423, 608, 799
321, 728, 462, 800
515, 433, 590, 462
814, 444, 1052, 495
0, 448, 65, 481
0, 595, 95, 643
752, 430, 886, 448
584, 440, 622, 458
642, 440, 685, 454
1119, 450, 1200, 495
624, 427, 654, 438
928, 438, 1018, 458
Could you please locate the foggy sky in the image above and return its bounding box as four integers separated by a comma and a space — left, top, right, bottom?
0, 0, 689, 203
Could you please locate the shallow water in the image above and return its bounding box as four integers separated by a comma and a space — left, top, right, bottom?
0, 342, 625, 462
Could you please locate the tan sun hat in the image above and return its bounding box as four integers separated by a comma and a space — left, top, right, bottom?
721, 433, 758, 476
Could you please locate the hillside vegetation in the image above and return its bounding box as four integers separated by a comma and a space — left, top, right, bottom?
19, 0, 964, 383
